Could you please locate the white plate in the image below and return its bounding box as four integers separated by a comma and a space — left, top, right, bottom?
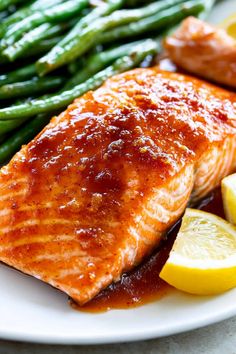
0, 0, 236, 345
0, 264, 235, 344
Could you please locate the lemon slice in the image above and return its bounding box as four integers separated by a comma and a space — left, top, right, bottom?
160, 208, 236, 295
222, 174, 236, 225
219, 14, 236, 39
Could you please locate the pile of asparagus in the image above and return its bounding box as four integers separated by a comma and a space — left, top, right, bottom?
0, 0, 212, 162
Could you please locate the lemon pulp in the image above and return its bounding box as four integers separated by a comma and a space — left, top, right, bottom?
219, 13, 236, 39
160, 208, 236, 295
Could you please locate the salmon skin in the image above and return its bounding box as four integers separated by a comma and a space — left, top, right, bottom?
0, 68, 235, 305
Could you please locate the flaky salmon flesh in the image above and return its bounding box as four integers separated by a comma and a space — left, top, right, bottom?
0, 68, 235, 305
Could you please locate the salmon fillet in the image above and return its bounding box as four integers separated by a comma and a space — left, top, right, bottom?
164, 17, 236, 88
0, 68, 236, 305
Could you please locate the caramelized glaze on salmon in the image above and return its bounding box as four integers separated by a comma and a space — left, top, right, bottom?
0, 68, 236, 305
164, 17, 236, 88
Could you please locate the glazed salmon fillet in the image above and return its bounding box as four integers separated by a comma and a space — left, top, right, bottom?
0, 68, 236, 305
164, 17, 236, 88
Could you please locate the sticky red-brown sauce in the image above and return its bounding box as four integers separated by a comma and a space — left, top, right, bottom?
71, 188, 225, 312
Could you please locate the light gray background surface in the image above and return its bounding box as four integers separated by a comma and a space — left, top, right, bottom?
0, 316, 235, 354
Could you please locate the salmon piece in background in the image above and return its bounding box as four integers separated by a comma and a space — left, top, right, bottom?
164, 16, 236, 88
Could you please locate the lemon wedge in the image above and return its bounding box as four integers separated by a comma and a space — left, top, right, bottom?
160, 208, 236, 295
222, 174, 236, 225
219, 13, 236, 39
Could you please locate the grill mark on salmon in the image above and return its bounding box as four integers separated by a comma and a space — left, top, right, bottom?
0, 68, 235, 305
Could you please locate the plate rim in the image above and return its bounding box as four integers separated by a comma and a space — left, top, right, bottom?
0, 290, 235, 345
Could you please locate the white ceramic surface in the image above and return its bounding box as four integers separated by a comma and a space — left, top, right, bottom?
0, 263, 235, 344
0, 0, 235, 345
